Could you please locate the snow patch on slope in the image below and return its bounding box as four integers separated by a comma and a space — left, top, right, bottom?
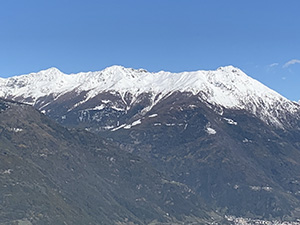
148, 114, 158, 118
205, 123, 216, 135
224, 118, 238, 125
206, 127, 216, 135
124, 119, 142, 129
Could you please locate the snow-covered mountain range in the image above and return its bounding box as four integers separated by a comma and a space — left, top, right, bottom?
1, 66, 300, 221
0, 65, 299, 128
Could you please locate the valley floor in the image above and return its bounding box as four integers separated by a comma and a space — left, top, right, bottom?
225, 216, 300, 225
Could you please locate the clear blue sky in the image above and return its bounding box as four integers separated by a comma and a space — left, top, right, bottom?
0, 0, 299, 101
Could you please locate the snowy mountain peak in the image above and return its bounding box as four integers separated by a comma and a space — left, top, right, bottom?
101, 65, 148, 78
41, 67, 62, 74
7, 67, 65, 84
102, 65, 126, 73
35, 67, 64, 80
215, 65, 247, 79
217, 65, 241, 72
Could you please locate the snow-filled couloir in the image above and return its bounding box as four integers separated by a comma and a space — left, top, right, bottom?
0, 65, 299, 127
